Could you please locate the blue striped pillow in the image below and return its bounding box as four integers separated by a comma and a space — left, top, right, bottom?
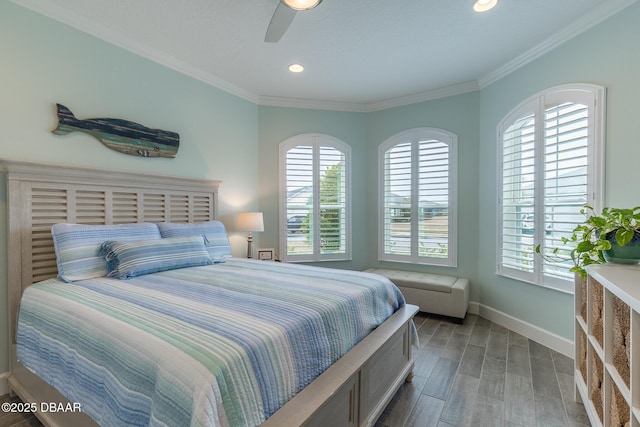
99, 235, 213, 279
51, 223, 161, 282
157, 221, 231, 261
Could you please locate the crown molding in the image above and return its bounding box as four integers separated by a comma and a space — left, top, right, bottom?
365, 81, 480, 112
258, 96, 370, 113
478, 0, 639, 89
13, 0, 637, 112
11, 0, 260, 105
259, 81, 480, 112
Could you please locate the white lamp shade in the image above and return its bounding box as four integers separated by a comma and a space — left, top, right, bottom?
236, 212, 264, 232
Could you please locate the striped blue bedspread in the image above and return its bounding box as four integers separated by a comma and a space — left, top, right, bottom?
17, 259, 406, 427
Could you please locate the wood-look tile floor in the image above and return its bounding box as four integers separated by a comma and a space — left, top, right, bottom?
376, 312, 591, 427
1, 313, 590, 427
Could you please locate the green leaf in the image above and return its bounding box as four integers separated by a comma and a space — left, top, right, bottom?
588, 217, 607, 228
594, 240, 612, 251
616, 228, 634, 246
576, 241, 594, 252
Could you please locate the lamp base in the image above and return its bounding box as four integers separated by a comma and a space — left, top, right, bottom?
247, 233, 253, 258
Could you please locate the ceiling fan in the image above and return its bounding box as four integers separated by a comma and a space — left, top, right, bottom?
265, 0, 323, 43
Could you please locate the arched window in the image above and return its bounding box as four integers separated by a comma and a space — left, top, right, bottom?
497, 84, 605, 293
279, 134, 351, 262
379, 128, 458, 266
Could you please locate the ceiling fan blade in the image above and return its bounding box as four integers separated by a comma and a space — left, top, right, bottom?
265, 2, 297, 43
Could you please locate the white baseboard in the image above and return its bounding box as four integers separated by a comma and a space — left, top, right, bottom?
0, 371, 9, 396
468, 302, 574, 358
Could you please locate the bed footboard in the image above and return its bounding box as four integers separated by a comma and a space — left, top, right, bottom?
262, 303, 419, 427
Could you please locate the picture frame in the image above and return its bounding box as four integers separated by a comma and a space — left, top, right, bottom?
257, 248, 275, 261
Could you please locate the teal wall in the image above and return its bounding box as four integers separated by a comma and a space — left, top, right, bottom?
1, 0, 639, 376
366, 92, 481, 300
477, 2, 640, 339
256, 2, 640, 343
257, 107, 368, 269
0, 2, 259, 373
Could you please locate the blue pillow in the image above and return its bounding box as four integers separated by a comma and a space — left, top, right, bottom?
99, 235, 213, 279
157, 221, 231, 261
51, 223, 161, 282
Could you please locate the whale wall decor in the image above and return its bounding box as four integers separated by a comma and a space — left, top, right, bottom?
52, 104, 180, 158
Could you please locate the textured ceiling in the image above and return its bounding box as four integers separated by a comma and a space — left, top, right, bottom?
13, 0, 638, 110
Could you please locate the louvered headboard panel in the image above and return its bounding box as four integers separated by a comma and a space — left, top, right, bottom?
2, 160, 221, 353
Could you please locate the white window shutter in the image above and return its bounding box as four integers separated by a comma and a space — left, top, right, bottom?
284, 145, 314, 256
499, 113, 536, 278
318, 146, 347, 255
280, 134, 351, 262
418, 138, 451, 260
379, 128, 457, 266
497, 84, 604, 293
540, 101, 590, 282
383, 142, 412, 257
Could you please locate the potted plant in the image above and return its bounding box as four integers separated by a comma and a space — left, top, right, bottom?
536, 205, 640, 278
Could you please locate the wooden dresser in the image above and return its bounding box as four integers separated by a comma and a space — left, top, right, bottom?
577, 264, 640, 427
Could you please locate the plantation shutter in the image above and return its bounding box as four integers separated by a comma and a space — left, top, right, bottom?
499, 112, 536, 279
418, 139, 450, 259
380, 128, 457, 266
280, 135, 351, 262
497, 84, 603, 293
319, 146, 347, 255
540, 101, 590, 281
383, 142, 412, 256
285, 145, 314, 256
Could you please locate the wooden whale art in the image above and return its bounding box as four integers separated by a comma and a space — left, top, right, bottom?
52, 104, 180, 158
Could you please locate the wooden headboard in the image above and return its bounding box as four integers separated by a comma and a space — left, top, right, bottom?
1, 159, 221, 363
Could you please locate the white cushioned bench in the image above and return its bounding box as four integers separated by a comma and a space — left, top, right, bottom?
366, 269, 469, 321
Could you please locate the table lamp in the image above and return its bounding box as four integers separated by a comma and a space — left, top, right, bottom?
236, 212, 264, 258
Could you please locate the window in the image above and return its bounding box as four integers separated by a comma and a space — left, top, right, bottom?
279, 134, 351, 262
497, 84, 604, 293
379, 128, 458, 266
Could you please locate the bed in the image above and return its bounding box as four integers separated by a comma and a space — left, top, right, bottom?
2, 159, 418, 427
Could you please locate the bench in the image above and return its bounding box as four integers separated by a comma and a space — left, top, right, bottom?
366, 269, 470, 321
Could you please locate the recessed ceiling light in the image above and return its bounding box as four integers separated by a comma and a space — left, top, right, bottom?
473, 0, 497, 12
289, 64, 304, 73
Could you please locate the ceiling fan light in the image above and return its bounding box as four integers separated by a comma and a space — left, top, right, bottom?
281, 0, 323, 11
473, 0, 497, 12
288, 63, 304, 73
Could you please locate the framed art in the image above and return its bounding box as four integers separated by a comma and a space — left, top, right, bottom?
257, 248, 275, 261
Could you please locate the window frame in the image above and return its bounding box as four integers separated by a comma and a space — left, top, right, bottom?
496, 83, 605, 293
279, 133, 352, 262
378, 127, 458, 267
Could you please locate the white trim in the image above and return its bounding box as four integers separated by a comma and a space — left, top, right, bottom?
11, 0, 477, 112
468, 302, 574, 358
278, 134, 352, 262
258, 96, 369, 113
364, 81, 480, 112
378, 128, 458, 267
259, 81, 480, 113
478, 0, 638, 89
495, 83, 605, 293
14, 0, 635, 111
